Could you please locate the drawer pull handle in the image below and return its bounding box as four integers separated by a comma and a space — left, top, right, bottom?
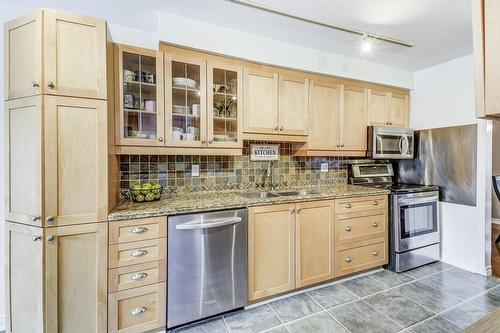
130, 249, 148, 257
130, 307, 148, 316
130, 272, 148, 281
345, 225, 353, 232
372, 251, 380, 257
345, 256, 353, 263
131, 226, 148, 234
345, 203, 353, 209
372, 201, 379, 206
372, 222, 379, 228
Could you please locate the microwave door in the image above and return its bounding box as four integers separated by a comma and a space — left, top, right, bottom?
376, 134, 404, 157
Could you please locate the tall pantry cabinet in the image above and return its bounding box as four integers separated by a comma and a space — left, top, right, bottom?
4, 9, 116, 333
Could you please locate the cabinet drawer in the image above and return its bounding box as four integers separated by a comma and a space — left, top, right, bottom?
335, 213, 386, 244
109, 261, 166, 293
335, 195, 387, 214
108, 283, 166, 333
335, 238, 387, 277
109, 239, 166, 268
109, 217, 166, 244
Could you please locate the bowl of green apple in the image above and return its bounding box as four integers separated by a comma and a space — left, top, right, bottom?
129, 183, 162, 203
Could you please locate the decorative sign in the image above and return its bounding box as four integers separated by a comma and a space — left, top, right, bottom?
250, 144, 280, 161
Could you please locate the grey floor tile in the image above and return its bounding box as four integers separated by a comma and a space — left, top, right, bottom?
364, 290, 434, 328
224, 305, 281, 333
307, 284, 358, 308
340, 276, 388, 297
394, 281, 461, 313
329, 300, 402, 333
370, 269, 415, 287
269, 293, 322, 323
286, 311, 348, 333
426, 261, 455, 272
467, 286, 500, 312
443, 267, 500, 290
441, 303, 488, 329
171, 317, 228, 333
419, 272, 485, 300
408, 316, 461, 333
403, 265, 439, 279
261, 325, 288, 333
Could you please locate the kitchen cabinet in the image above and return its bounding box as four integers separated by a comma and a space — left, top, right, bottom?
279, 74, 309, 136
341, 86, 368, 151
115, 44, 164, 146
4, 9, 107, 100
5, 222, 107, 333
248, 204, 296, 301
367, 89, 409, 127
295, 201, 335, 288
472, 0, 500, 118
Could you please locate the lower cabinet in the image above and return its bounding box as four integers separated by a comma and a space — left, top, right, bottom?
5, 221, 108, 333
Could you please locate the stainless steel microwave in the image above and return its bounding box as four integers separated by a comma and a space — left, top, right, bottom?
367, 126, 414, 159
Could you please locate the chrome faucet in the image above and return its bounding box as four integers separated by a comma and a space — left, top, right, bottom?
265, 161, 278, 192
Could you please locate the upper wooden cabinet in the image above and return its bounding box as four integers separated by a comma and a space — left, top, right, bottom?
5, 9, 107, 100
115, 44, 164, 146
472, 0, 500, 118
279, 74, 309, 136
367, 89, 409, 128
341, 86, 367, 151
5, 96, 109, 227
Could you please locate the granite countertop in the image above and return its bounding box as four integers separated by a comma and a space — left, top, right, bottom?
108, 184, 389, 221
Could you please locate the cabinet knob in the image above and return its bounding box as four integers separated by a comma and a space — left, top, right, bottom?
208, 139, 214, 144
274, 126, 278, 131
345, 256, 353, 263
47, 235, 55, 243
345, 225, 352, 232
131, 226, 148, 234
46, 216, 56, 224
201, 139, 206, 144
279, 126, 283, 131
130, 249, 148, 257
340, 144, 345, 148
372, 250, 380, 257
158, 137, 163, 142
296, 208, 302, 213
130, 272, 148, 281
345, 203, 353, 209
30, 81, 40, 87
129, 307, 148, 316
372, 222, 379, 228
47, 81, 55, 89
336, 145, 340, 148
31, 216, 41, 222
32, 236, 42, 242
290, 208, 296, 214
372, 201, 379, 206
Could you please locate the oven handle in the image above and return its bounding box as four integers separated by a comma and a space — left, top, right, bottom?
398, 196, 439, 206
176, 217, 242, 230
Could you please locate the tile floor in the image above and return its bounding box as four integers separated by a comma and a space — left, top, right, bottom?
167, 261, 500, 333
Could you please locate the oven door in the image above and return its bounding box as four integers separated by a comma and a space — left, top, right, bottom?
393, 191, 439, 252
373, 132, 414, 159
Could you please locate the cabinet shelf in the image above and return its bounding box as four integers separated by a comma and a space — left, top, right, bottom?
172, 85, 200, 93
213, 116, 237, 121
124, 80, 156, 87
172, 113, 200, 118
124, 108, 157, 114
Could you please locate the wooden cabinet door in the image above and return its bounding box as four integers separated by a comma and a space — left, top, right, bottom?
45, 223, 107, 333
243, 69, 278, 134
295, 201, 335, 288
207, 62, 243, 148
4, 10, 42, 99
308, 80, 340, 150
389, 93, 409, 128
341, 86, 367, 151
279, 74, 309, 136
248, 204, 295, 301
44, 96, 108, 226
43, 9, 107, 99
5, 222, 44, 333
367, 89, 388, 126
5, 97, 43, 226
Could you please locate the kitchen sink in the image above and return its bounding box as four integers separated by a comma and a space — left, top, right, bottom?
239, 191, 280, 199
278, 189, 319, 196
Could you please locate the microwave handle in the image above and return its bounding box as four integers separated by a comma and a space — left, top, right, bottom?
403, 136, 410, 155
398, 136, 404, 154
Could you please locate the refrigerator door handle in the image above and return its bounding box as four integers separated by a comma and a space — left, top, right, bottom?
176, 217, 242, 230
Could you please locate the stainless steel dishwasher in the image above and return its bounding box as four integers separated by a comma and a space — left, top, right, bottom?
167, 208, 248, 328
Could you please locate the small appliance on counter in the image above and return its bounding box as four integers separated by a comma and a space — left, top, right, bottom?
368, 126, 414, 159
349, 161, 440, 272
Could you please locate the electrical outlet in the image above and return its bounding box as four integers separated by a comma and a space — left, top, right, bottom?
192, 164, 200, 177
320, 162, 329, 173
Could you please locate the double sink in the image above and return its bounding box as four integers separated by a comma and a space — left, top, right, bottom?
239, 189, 318, 199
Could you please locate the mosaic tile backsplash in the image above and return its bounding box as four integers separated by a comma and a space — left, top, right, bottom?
119, 143, 349, 198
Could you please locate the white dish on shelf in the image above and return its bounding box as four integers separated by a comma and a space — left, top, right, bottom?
173, 105, 190, 114
172, 77, 197, 89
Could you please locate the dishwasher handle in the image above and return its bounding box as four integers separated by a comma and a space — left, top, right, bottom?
176, 216, 243, 230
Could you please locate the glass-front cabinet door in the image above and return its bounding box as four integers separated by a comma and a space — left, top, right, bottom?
165, 55, 207, 147
116, 44, 164, 146
207, 63, 243, 148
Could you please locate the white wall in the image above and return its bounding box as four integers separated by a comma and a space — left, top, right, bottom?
411, 54, 492, 275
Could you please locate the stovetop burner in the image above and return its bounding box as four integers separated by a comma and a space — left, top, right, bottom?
361, 183, 440, 194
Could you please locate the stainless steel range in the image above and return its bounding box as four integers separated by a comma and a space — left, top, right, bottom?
350, 162, 440, 272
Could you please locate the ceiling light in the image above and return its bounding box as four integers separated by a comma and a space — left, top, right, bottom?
361, 35, 373, 53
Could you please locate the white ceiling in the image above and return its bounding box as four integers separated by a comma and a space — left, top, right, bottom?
10, 0, 473, 71
154, 0, 473, 71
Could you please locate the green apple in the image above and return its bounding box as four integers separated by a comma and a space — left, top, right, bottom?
141, 183, 152, 195
135, 194, 145, 202
131, 184, 141, 196
145, 192, 155, 201
154, 193, 161, 200
152, 184, 161, 195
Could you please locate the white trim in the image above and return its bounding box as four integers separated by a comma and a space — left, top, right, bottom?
0, 314, 5, 331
